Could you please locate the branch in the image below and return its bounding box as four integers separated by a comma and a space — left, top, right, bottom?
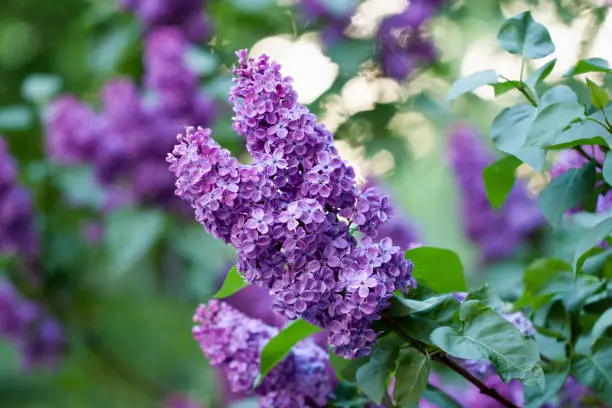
382, 314, 520, 408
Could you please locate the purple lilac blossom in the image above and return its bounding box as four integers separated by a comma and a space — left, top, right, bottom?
0, 280, 65, 370
299, 0, 356, 45
0, 136, 37, 256
447, 125, 543, 264
118, 0, 212, 42
193, 300, 332, 408
376, 0, 443, 81
46, 28, 215, 210
551, 145, 612, 213
169, 50, 415, 359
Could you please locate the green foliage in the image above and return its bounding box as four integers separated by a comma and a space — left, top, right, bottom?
572, 339, 612, 401
497, 11, 555, 59
523, 363, 570, 408
213, 266, 248, 298
422, 385, 462, 408
355, 343, 398, 404
564, 58, 612, 76
393, 348, 430, 408
483, 155, 522, 209
525, 59, 556, 89
573, 215, 612, 272
404, 247, 467, 293
446, 70, 499, 101
586, 78, 609, 110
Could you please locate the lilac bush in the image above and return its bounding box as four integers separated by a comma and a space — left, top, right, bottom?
168, 50, 415, 359
192, 300, 332, 407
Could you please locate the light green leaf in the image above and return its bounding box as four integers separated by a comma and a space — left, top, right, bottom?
572, 338, 612, 401
483, 155, 522, 210
258, 319, 322, 384
405, 247, 467, 293
538, 161, 597, 227
390, 295, 460, 320
525, 59, 557, 89
422, 384, 462, 408
546, 118, 610, 150
446, 70, 499, 101
539, 86, 578, 110
564, 58, 612, 77
393, 348, 430, 408
603, 150, 612, 186
185, 47, 219, 76
356, 344, 399, 404
524, 363, 570, 408
431, 300, 544, 387
0, 105, 33, 131
525, 102, 584, 147
21, 74, 62, 103
539, 273, 605, 312
490, 104, 544, 171
591, 309, 612, 349
465, 285, 503, 311
516, 258, 572, 308
213, 266, 249, 299
490, 80, 524, 97
573, 214, 612, 271
54, 165, 106, 209
497, 11, 555, 59
105, 208, 166, 277
586, 78, 609, 110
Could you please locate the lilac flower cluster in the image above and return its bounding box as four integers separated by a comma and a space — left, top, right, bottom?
447, 125, 543, 264
0, 280, 64, 370
46, 28, 215, 210
551, 145, 612, 213
298, 0, 356, 45
118, 0, 212, 42
193, 300, 332, 408
169, 50, 415, 359
0, 137, 37, 256
376, 0, 444, 81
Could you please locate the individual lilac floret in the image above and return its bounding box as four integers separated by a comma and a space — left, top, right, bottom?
118, 0, 212, 42
0, 137, 37, 256
447, 125, 543, 264
193, 301, 332, 408
0, 280, 65, 370
377, 0, 442, 81
299, 0, 356, 45
551, 145, 612, 213
169, 51, 415, 359
46, 28, 215, 210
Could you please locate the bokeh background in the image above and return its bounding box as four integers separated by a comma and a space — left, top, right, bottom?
1, 0, 611, 406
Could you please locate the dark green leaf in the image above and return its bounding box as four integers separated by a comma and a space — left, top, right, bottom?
525, 102, 584, 148
483, 155, 522, 210
213, 266, 249, 298
328, 38, 374, 78
564, 58, 612, 77
517, 258, 572, 308
390, 295, 460, 320
422, 384, 462, 408
405, 247, 467, 293
539, 273, 605, 312
572, 338, 612, 401
586, 78, 609, 110
431, 300, 544, 387
533, 300, 570, 340
497, 11, 555, 59
446, 70, 499, 101
393, 348, 430, 408
105, 208, 166, 277
525, 59, 557, 89
591, 309, 612, 349
538, 161, 597, 227
258, 319, 322, 384
573, 214, 612, 271
491, 80, 524, 96
524, 363, 570, 408
355, 344, 399, 404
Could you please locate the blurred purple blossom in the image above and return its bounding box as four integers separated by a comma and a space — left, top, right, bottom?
447, 125, 543, 264
193, 300, 332, 408
169, 51, 415, 359
299, 0, 356, 45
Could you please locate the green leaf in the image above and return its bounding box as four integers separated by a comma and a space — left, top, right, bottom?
0, 105, 32, 131
213, 266, 249, 298
329, 349, 369, 382
586, 78, 610, 110
431, 300, 544, 387
538, 161, 597, 227
105, 208, 166, 277
184, 46, 219, 76
465, 285, 503, 310
603, 150, 612, 186
591, 308, 612, 349
517, 258, 572, 308
497, 11, 555, 59
533, 300, 570, 340
327, 38, 374, 78
393, 348, 430, 408
524, 102, 584, 148
573, 214, 612, 271
572, 338, 612, 401
524, 363, 570, 408
525, 59, 557, 89
483, 155, 522, 210
539, 273, 605, 312
54, 166, 106, 209
390, 295, 460, 320
490, 104, 544, 171
21, 74, 62, 103
422, 384, 462, 408
539, 86, 578, 109
564, 58, 612, 77
405, 247, 467, 293
547, 118, 610, 150
446, 70, 499, 101
258, 319, 322, 384
491, 80, 524, 97
355, 344, 399, 404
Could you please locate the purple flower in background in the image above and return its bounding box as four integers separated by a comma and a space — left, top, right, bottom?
119, 0, 212, 42
447, 125, 542, 264
0, 280, 65, 370
299, 0, 356, 45
193, 301, 332, 408
169, 51, 415, 359
377, 0, 443, 81
0, 137, 37, 256
46, 28, 215, 210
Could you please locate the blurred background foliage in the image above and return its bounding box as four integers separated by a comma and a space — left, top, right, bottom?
0, 0, 611, 406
